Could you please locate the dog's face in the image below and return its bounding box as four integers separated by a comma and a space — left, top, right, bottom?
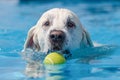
38, 8, 83, 52
24, 8, 93, 52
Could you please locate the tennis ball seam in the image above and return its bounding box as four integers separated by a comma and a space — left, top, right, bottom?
45, 57, 54, 65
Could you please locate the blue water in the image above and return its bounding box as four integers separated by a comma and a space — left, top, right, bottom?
0, 0, 120, 80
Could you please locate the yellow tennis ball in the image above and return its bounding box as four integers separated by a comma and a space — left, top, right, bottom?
43, 52, 66, 64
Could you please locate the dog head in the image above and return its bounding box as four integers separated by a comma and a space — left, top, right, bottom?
24, 8, 93, 52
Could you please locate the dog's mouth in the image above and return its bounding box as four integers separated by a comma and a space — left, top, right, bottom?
50, 42, 63, 51
52, 46, 61, 51
48, 39, 72, 59
49, 36, 65, 51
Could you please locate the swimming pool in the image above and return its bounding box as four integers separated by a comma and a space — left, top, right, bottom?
0, 0, 120, 80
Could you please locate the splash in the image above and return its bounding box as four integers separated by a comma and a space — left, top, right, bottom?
21, 49, 46, 63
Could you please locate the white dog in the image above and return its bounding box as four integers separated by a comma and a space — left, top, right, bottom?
24, 8, 93, 53
23, 8, 93, 77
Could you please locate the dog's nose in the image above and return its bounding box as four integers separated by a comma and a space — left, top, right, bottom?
49, 30, 65, 42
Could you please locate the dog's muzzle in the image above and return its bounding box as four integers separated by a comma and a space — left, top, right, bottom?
49, 30, 65, 50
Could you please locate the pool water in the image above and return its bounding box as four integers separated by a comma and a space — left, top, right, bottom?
0, 0, 120, 80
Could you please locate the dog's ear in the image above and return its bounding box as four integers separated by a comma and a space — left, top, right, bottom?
80, 29, 93, 48
24, 27, 40, 51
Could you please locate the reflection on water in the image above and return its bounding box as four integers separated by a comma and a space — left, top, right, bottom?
21, 45, 118, 79
45, 65, 67, 80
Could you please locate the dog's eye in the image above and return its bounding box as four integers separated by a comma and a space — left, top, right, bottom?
67, 21, 75, 28
44, 21, 50, 26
